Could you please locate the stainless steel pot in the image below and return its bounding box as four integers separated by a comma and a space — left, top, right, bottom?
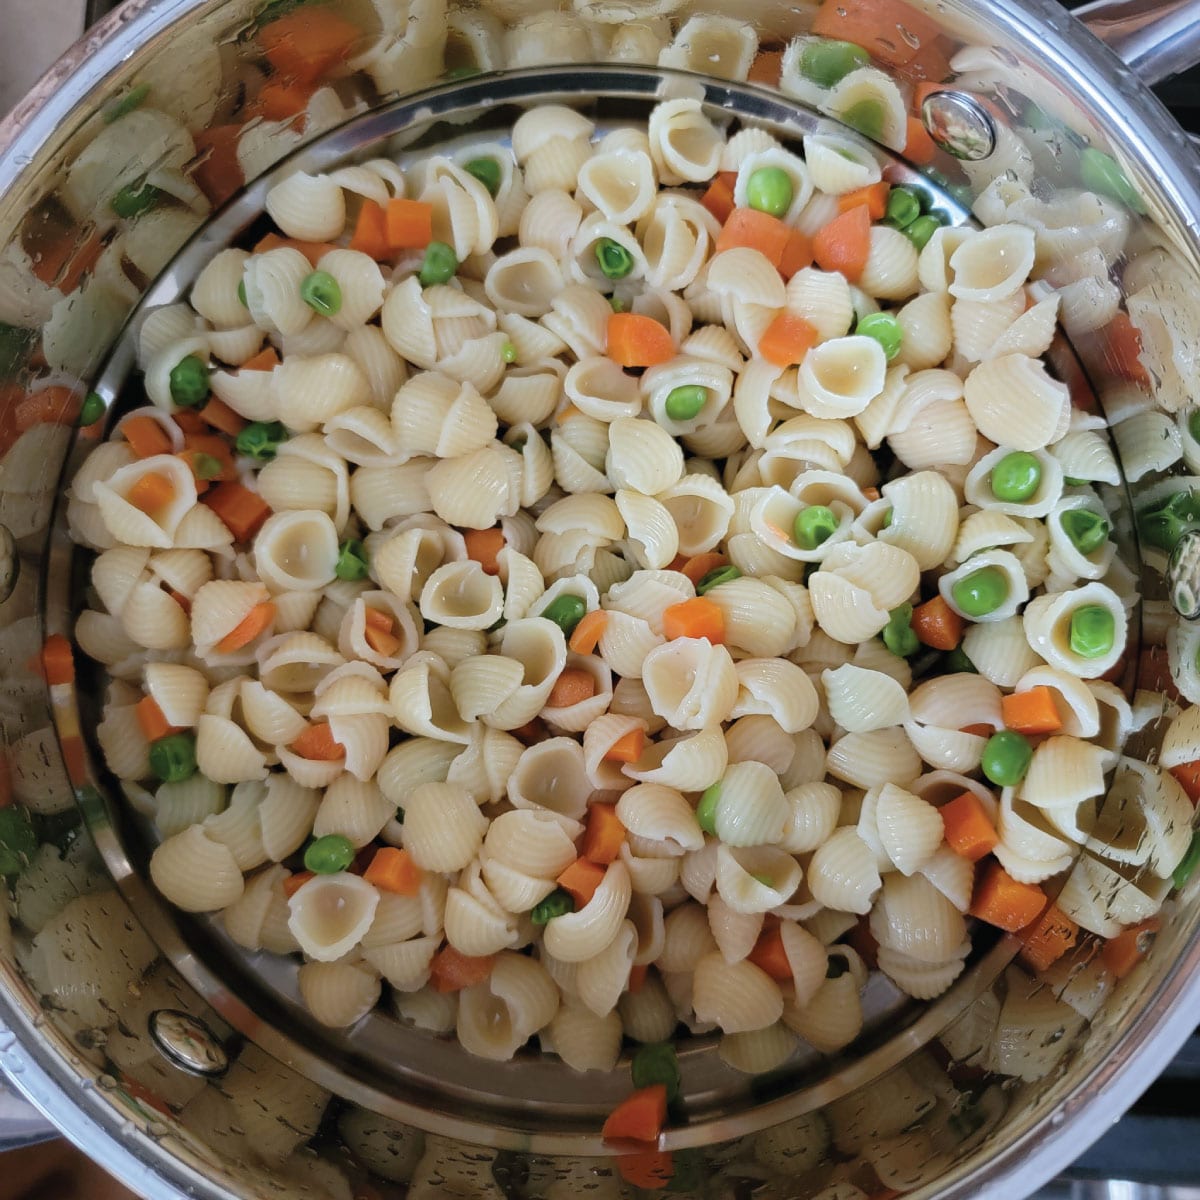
1, 1, 1199, 1197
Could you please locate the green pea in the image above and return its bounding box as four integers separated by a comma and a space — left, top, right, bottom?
594, 237, 634, 280
885, 187, 922, 230
882, 603, 919, 658
902, 214, 943, 251
881, 507, 893, 529
300, 269, 343, 315
1068, 604, 1114, 659
944, 646, 977, 674
746, 167, 793, 217
168, 354, 210, 408
1079, 147, 1146, 214
148, 732, 197, 783
609, 295, 626, 313
463, 156, 502, 197
855, 312, 903, 361
111, 181, 161, 218
103, 82, 151, 124
799, 38, 870, 88
1064, 477, 1088, 488
1137, 489, 1200, 553
1060, 509, 1110, 556
335, 538, 370, 582
981, 730, 1032, 787
793, 504, 838, 551
696, 565, 742, 595
631, 1042, 681, 1103
501, 340, 517, 364
191, 452, 224, 481
0, 809, 37, 877
445, 65, 482, 81
696, 782, 721, 835
78, 392, 106, 427
235, 419, 287, 462
841, 99, 885, 142
531, 887, 575, 925
1172, 830, 1200, 890
751, 872, 774, 887
238, 279, 248, 308
989, 451, 1042, 502
304, 834, 356, 875
541, 594, 587, 638
950, 566, 1009, 618
418, 242, 458, 287
664, 385, 708, 422
1188, 409, 1200, 446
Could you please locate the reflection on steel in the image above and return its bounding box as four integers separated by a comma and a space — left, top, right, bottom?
0, 525, 14, 604
1078, 0, 1200, 87
1168, 530, 1200, 619
147, 1011, 229, 1079
921, 90, 998, 160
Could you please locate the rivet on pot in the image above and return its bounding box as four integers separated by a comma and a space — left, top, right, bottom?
1168, 529, 1200, 619
148, 1010, 229, 1079
0, 525, 16, 605
921, 90, 997, 161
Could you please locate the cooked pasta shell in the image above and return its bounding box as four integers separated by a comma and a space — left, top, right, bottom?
150, 824, 244, 912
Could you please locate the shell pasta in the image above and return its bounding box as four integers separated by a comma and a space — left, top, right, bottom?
71, 99, 1161, 1094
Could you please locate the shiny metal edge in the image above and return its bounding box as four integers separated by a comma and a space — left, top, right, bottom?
1077, 0, 1200, 86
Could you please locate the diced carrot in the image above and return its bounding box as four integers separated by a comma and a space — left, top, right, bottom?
812, 203, 872, 283
960, 723, 993, 738
568, 610, 608, 654
134, 695, 180, 743
606, 312, 675, 368
430, 945, 496, 993
558, 857, 606, 908
364, 626, 402, 657
13, 386, 81, 433
1170, 760, 1200, 806
838, 181, 890, 220
350, 199, 391, 261
911, 594, 964, 650
385, 198, 434, 251
627, 964, 648, 993
615, 1150, 674, 1190
257, 78, 317, 122
700, 172, 738, 224
363, 847, 423, 896
862, 486, 880, 501
679, 552, 728, 587
747, 47, 784, 87
662, 596, 725, 644
364, 608, 394, 634
199, 397, 248, 437
715, 207, 791, 267
1103, 311, 1150, 386
1018, 904, 1078, 973
602, 1084, 668, 1145
940, 787, 998, 864
253, 232, 338, 267
604, 729, 645, 765
173, 409, 207, 436
1001, 686, 1063, 736
120, 415, 172, 458
216, 600, 276, 653
464, 527, 505, 575
283, 871, 315, 897
582, 804, 626, 865
258, 7, 362, 85
1101, 917, 1161, 980
511, 718, 548, 745
191, 124, 245, 207
812, 0, 943, 66
748, 926, 792, 982
182, 433, 237, 480
290, 720, 346, 761
546, 668, 597, 709
758, 312, 820, 368
127, 470, 177, 517
778, 228, 814, 280
203, 480, 271, 541
903, 114, 938, 166
239, 347, 281, 375
24, 210, 103, 293
41, 633, 75, 686
970, 862, 1047, 933
893, 34, 956, 88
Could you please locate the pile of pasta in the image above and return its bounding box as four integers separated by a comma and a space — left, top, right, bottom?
67, 98, 1188, 1090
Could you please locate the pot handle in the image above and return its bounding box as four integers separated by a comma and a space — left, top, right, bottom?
1075, 0, 1200, 86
